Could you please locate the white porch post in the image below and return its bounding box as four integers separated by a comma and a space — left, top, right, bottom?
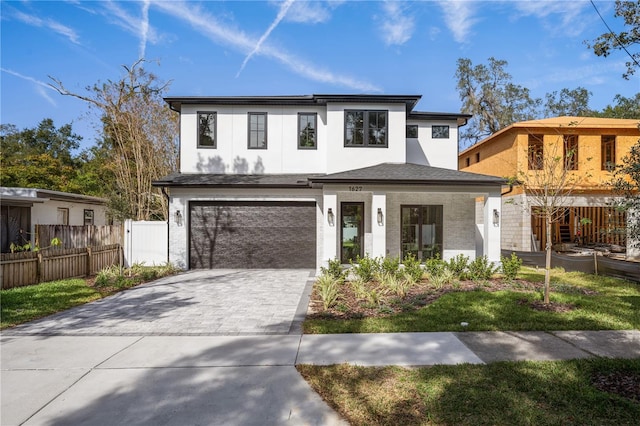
371, 191, 387, 258
483, 190, 502, 264
322, 190, 338, 267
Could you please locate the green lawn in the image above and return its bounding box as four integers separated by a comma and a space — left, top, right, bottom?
1, 278, 103, 328
298, 358, 640, 426
303, 268, 640, 334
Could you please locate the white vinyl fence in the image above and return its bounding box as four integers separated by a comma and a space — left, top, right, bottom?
124, 220, 168, 267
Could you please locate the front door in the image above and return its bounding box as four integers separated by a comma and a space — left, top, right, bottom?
341, 202, 364, 263
401, 205, 443, 261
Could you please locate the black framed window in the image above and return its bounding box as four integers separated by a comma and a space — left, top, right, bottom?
341, 202, 364, 263
601, 135, 616, 171
401, 205, 443, 261
432, 125, 449, 139
198, 112, 216, 148
563, 134, 578, 170
528, 134, 544, 170
248, 112, 267, 149
406, 125, 418, 138
298, 113, 317, 149
83, 209, 94, 225
345, 110, 387, 147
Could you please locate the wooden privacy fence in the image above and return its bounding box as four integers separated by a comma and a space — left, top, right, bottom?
36, 225, 122, 249
0, 244, 122, 290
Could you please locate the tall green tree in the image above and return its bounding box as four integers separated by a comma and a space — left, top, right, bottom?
0, 119, 84, 192
544, 87, 594, 117
610, 137, 640, 250
586, 0, 640, 79
595, 93, 640, 118
49, 60, 179, 221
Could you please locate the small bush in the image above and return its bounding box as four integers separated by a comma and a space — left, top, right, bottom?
94, 265, 122, 287
364, 287, 386, 307
378, 256, 400, 276
320, 258, 345, 281
424, 255, 445, 276
378, 271, 412, 298
402, 254, 424, 283
426, 268, 456, 289
501, 252, 523, 281
350, 278, 369, 300
351, 254, 378, 282
446, 254, 469, 279
467, 256, 498, 281
316, 274, 341, 310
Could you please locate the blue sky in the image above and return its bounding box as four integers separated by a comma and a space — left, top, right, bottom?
2, 0, 639, 151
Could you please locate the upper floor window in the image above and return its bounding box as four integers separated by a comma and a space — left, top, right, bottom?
298, 113, 317, 149
406, 125, 418, 138
601, 135, 616, 171
248, 112, 267, 149
528, 134, 544, 170
432, 125, 449, 139
475, 152, 480, 163
465, 157, 470, 167
198, 112, 217, 148
345, 110, 387, 147
563, 134, 578, 170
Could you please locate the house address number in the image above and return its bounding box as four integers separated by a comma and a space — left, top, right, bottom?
349, 186, 363, 191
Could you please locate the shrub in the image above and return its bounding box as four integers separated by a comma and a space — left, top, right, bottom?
467, 255, 498, 281
446, 254, 469, 279
351, 254, 378, 282
350, 277, 369, 300
402, 253, 424, 283
320, 257, 345, 281
426, 267, 456, 289
316, 274, 341, 310
378, 271, 412, 298
94, 265, 122, 287
501, 252, 523, 281
378, 256, 400, 276
424, 255, 445, 276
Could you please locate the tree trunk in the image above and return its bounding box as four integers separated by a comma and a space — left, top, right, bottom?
544, 215, 552, 304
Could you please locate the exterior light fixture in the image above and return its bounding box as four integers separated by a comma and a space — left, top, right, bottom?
377, 208, 384, 226
175, 210, 183, 226
492, 209, 499, 226
327, 208, 334, 226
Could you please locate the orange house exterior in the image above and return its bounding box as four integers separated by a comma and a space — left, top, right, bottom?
459, 117, 640, 260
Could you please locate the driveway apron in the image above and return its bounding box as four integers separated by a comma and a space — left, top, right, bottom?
3, 269, 315, 336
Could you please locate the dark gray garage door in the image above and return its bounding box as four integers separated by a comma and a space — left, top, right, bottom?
189, 201, 316, 269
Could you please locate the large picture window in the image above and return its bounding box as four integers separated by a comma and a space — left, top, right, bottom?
198, 112, 216, 148
563, 134, 578, 170
401, 205, 443, 261
298, 113, 317, 149
248, 112, 267, 149
345, 110, 387, 147
601, 135, 616, 171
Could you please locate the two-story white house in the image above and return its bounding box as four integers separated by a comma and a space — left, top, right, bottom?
153, 94, 506, 270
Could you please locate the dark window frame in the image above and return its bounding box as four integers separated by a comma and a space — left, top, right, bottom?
340, 202, 364, 263
83, 209, 94, 225
406, 124, 418, 138
298, 112, 317, 149
432, 125, 450, 139
344, 110, 388, 147
197, 111, 217, 149
400, 204, 444, 261
563, 134, 579, 170
475, 152, 480, 163
248, 112, 267, 149
528, 134, 544, 170
601, 135, 616, 171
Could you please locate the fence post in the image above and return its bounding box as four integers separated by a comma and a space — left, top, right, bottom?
87, 246, 93, 276
36, 252, 43, 283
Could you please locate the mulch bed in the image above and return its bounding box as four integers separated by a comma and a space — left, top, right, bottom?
307, 278, 559, 320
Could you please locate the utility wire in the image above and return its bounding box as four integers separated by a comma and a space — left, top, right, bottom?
590, 0, 640, 69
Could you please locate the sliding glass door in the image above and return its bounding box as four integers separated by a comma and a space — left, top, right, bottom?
401, 205, 443, 261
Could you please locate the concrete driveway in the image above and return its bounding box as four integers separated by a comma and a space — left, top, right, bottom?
3, 269, 315, 336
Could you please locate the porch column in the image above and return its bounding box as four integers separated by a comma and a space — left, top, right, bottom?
322, 190, 338, 267
483, 190, 502, 264
371, 191, 387, 258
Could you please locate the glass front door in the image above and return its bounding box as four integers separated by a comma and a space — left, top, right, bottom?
401, 205, 443, 261
341, 202, 364, 263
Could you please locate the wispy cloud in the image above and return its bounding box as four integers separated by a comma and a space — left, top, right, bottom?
237, 0, 295, 77
512, 1, 589, 37
153, 1, 380, 91
437, 1, 478, 44
379, 1, 415, 46
102, 0, 158, 59
12, 10, 80, 44
1, 68, 58, 106
284, 0, 333, 24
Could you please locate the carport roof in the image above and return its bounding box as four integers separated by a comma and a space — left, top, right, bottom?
154, 163, 507, 188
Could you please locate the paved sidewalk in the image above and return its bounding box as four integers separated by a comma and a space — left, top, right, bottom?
2, 330, 638, 425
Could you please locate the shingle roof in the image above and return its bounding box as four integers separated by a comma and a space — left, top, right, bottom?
154, 163, 506, 188
309, 163, 507, 186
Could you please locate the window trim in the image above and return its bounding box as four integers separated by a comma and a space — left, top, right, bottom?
432, 125, 450, 139
298, 112, 317, 150
563, 134, 579, 170
344, 109, 388, 148
248, 112, 267, 149
197, 111, 217, 149
601, 135, 616, 171
57, 207, 69, 225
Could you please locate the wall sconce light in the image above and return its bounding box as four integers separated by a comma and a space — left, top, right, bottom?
377, 208, 384, 226
327, 208, 334, 226
493, 209, 500, 226
175, 210, 183, 226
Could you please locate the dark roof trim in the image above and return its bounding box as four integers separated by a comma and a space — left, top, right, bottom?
165, 94, 422, 113
152, 173, 318, 189
308, 177, 504, 186
408, 111, 472, 127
